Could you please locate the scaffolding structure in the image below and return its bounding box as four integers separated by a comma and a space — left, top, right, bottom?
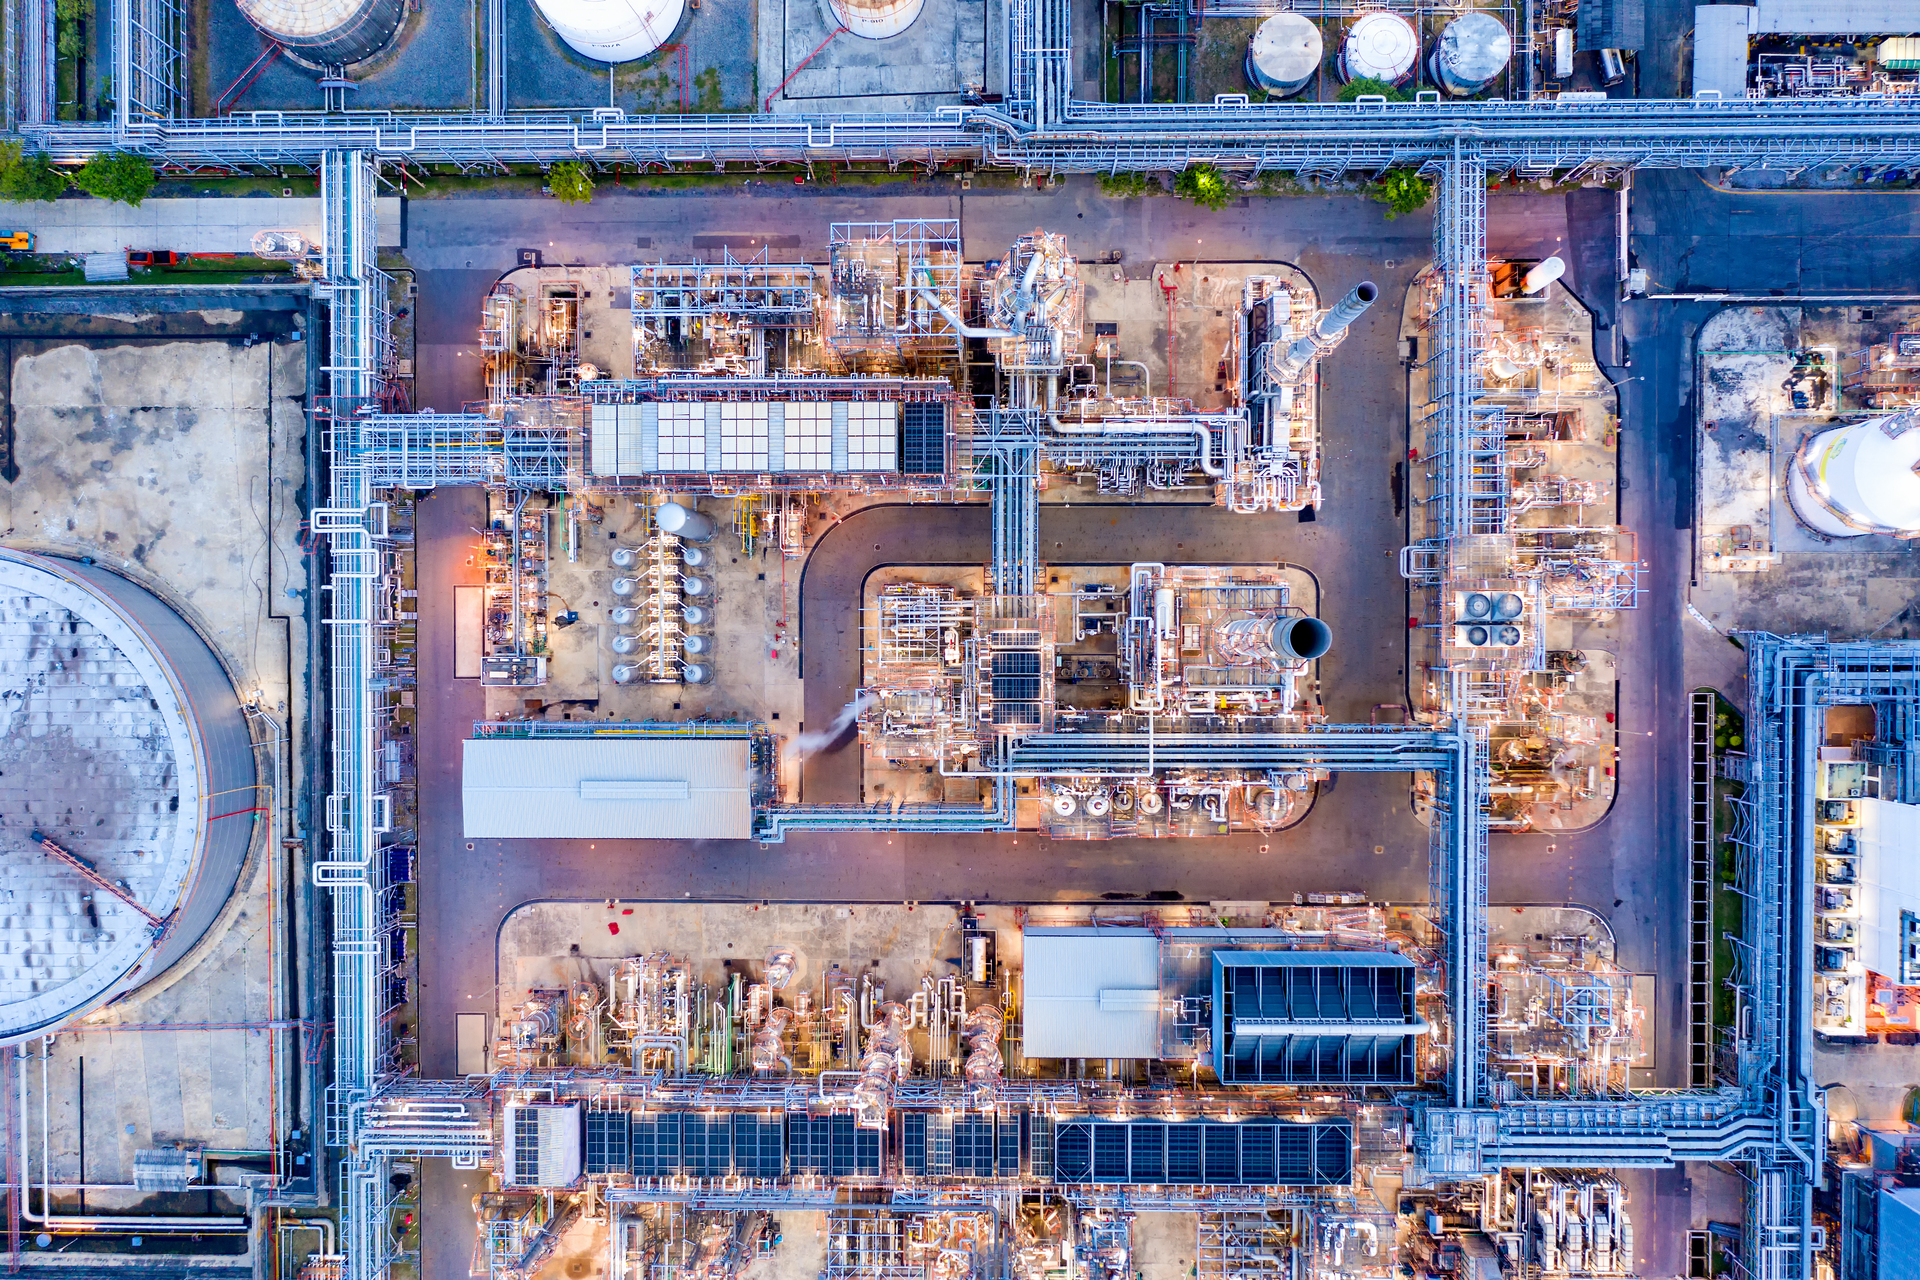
824, 218, 963, 359
111, 0, 185, 124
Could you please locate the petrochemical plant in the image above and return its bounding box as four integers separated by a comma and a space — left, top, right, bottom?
10, 0, 1920, 1268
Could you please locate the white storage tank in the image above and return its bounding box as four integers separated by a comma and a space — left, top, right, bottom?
236, 0, 404, 66
1429, 11, 1511, 95
533, 0, 685, 63
1247, 13, 1322, 97
1787, 412, 1920, 538
0, 549, 255, 1047
827, 0, 924, 39
1341, 11, 1418, 84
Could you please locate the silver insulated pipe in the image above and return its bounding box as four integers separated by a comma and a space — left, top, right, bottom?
1269, 279, 1378, 384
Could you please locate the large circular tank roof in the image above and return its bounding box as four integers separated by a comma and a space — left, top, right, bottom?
236, 0, 405, 66
1341, 11, 1418, 83
1247, 13, 1322, 96
1788, 414, 1920, 538
0, 549, 255, 1047
533, 0, 686, 62
828, 0, 925, 40
1430, 12, 1511, 95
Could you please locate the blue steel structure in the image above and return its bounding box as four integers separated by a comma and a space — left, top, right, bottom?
131, 0, 1916, 1238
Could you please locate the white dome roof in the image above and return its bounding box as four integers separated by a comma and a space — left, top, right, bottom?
1789, 413, 1920, 537
1342, 12, 1417, 83
534, 0, 685, 63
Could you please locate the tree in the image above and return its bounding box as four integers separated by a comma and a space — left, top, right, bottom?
1097, 171, 1158, 199
1369, 169, 1432, 219
1337, 76, 1410, 103
72, 151, 154, 206
0, 144, 70, 203
1173, 163, 1232, 211
549, 160, 594, 204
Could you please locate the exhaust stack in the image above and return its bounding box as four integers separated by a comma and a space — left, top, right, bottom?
1270, 279, 1378, 384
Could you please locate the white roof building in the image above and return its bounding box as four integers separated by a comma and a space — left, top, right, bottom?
1020, 928, 1163, 1060
462, 737, 754, 840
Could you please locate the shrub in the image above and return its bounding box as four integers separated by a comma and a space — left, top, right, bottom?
1097, 171, 1158, 199
1337, 76, 1410, 103
1173, 163, 1232, 211
72, 151, 154, 206
548, 160, 594, 204
1369, 169, 1432, 219
0, 144, 71, 203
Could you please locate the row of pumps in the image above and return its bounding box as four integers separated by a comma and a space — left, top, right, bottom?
1247, 11, 1513, 97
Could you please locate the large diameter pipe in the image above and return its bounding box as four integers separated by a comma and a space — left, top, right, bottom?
1272, 279, 1378, 383
916, 288, 1014, 341
1314, 279, 1379, 342
1045, 413, 1227, 477
1273, 615, 1333, 661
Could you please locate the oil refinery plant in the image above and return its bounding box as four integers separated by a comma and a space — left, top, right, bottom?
11, 0, 1920, 1269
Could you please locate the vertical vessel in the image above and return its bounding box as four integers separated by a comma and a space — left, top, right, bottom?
1246, 13, 1323, 97
1429, 12, 1511, 95
1341, 11, 1418, 83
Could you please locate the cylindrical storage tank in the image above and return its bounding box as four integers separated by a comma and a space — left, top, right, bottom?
827, 0, 924, 40
1342, 12, 1418, 84
611, 576, 638, 597
1552, 27, 1573, 78
1787, 415, 1920, 537
610, 546, 642, 570
681, 545, 709, 569
1246, 13, 1322, 97
1429, 11, 1510, 95
681, 603, 710, 627
610, 633, 642, 655
0, 549, 255, 1047
682, 662, 712, 684
611, 664, 640, 684
531, 0, 686, 62
609, 606, 637, 626
236, 0, 404, 67
681, 575, 709, 598
655, 502, 714, 542
683, 634, 709, 656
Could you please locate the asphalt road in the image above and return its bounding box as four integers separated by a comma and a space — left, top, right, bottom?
402, 174, 1898, 1279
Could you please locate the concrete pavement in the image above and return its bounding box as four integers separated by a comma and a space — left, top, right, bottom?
8, 195, 403, 255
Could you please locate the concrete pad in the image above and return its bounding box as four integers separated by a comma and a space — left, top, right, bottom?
14, 195, 403, 255
769, 0, 985, 109
1, 317, 308, 1202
